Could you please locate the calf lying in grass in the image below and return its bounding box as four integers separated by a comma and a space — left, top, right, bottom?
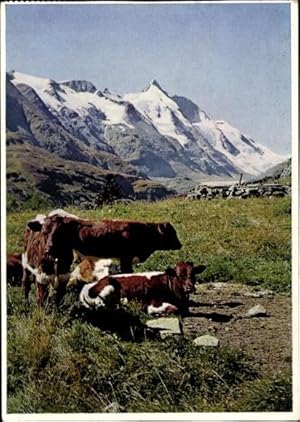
80, 262, 206, 315
69, 256, 119, 285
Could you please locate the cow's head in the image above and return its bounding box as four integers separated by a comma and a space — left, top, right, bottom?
174, 261, 206, 294
27, 213, 79, 261
164, 266, 187, 304
158, 222, 182, 250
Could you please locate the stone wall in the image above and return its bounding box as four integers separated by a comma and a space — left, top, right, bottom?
186, 183, 291, 200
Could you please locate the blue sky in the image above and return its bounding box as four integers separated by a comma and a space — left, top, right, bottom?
6, 3, 291, 154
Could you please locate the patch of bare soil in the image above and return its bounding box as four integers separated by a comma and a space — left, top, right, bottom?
184, 283, 292, 375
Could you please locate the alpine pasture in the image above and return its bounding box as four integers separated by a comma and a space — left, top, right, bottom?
6, 196, 292, 413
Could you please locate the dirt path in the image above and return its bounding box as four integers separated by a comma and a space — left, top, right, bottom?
184, 283, 292, 375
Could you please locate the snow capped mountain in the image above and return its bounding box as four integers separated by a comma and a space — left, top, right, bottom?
8, 71, 286, 179
124, 80, 285, 176
124, 80, 194, 147
11, 71, 130, 128
194, 119, 285, 175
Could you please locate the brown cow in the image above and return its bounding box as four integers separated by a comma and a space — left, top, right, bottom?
22, 214, 73, 305
7, 253, 23, 285
80, 262, 206, 315
27, 209, 182, 273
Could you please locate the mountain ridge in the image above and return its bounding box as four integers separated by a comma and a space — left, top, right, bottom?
7, 71, 287, 186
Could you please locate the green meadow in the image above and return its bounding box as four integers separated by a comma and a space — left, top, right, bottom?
8, 196, 291, 292
6, 196, 292, 412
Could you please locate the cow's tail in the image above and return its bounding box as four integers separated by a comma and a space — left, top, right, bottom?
54, 258, 59, 289
21, 252, 38, 277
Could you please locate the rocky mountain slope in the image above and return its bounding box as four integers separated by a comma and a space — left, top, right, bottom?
6, 76, 174, 208
248, 158, 291, 183
6, 71, 287, 205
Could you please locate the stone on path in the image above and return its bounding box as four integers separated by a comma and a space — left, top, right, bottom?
246, 304, 268, 317
211, 282, 229, 290
244, 290, 274, 298
193, 334, 219, 347
146, 317, 183, 338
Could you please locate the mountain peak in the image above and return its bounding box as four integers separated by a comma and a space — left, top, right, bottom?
150, 79, 162, 89
61, 80, 97, 94
142, 79, 164, 93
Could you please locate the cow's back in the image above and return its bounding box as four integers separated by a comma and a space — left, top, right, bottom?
90, 274, 148, 301
114, 274, 148, 300
77, 221, 159, 260
92, 272, 184, 305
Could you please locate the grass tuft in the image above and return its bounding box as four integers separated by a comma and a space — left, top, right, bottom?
236, 372, 292, 411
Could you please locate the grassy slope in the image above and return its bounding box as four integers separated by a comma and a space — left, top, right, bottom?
6, 196, 292, 413
6, 142, 138, 209
7, 143, 174, 210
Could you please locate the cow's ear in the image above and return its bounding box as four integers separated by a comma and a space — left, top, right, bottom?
165, 267, 176, 277
63, 217, 80, 230
27, 220, 43, 232
193, 264, 206, 274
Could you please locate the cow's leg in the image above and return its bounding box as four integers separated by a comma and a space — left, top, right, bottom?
36, 283, 48, 306
120, 257, 133, 273
55, 280, 67, 305
21, 269, 31, 301
147, 302, 178, 315
180, 298, 190, 316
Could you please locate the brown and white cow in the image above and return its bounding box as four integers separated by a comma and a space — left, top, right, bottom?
68, 257, 119, 286
22, 214, 73, 304
27, 209, 182, 274
79, 262, 206, 315
7, 253, 23, 285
